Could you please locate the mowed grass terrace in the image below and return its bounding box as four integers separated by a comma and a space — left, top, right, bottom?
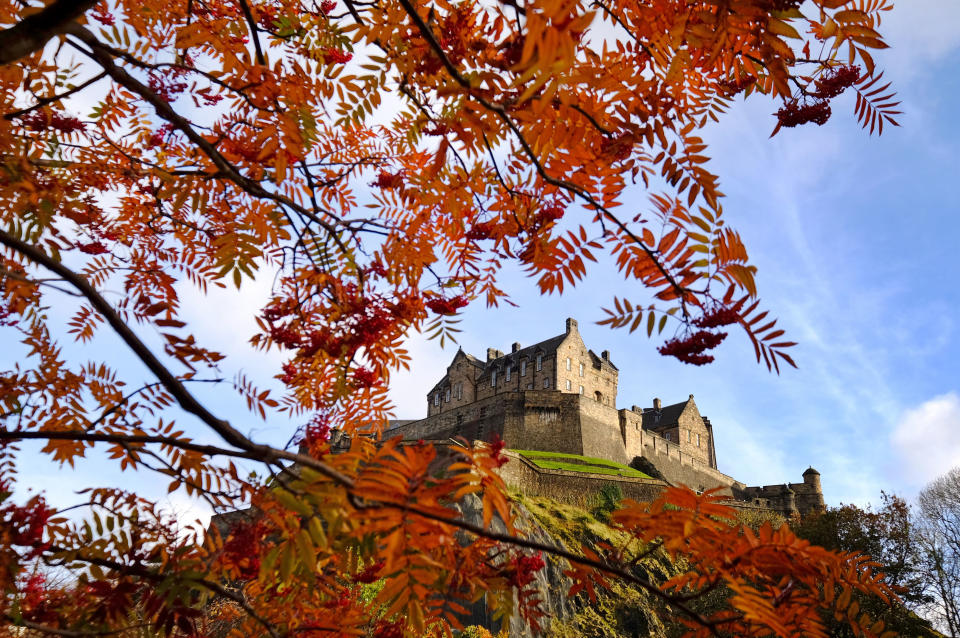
511, 449, 652, 479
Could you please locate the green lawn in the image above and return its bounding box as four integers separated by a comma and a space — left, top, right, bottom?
512, 449, 652, 479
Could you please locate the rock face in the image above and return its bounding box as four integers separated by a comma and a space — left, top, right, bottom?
453, 492, 681, 637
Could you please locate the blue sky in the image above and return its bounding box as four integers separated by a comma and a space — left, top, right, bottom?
7, 0, 960, 526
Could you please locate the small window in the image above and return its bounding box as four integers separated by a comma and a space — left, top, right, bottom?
579, 362, 584, 377
521, 360, 527, 376
479, 407, 486, 417
457, 414, 463, 425
536, 354, 542, 371
491, 370, 497, 387
687, 430, 691, 443
456, 383, 463, 400
579, 385, 584, 395
506, 365, 511, 382
665, 432, 670, 442
543, 378, 549, 388
433, 393, 439, 406
445, 387, 451, 402
565, 380, 572, 391
566, 357, 571, 371
697, 433, 701, 447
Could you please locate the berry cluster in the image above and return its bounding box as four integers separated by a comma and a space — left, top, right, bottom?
600, 133, 635, 162
2, 488, 51, 559
222, 520, 266, 580
658, 330, 728, 366
760, 0, 801, 10
352, 559, 385, 584
692, 306, 740, 329
352, 366, 380, 388
77, 241, 110, 255
776, 100, 831, 128
147, 69, 189, 103
503, 551, 545, 589
373, 620, 404, 638
537, 203, 564, 225
18, 111, 86, 134
320, 0, 336, 13
91, 3, 116, 25
301, 413, 332, 447
489, 433, 509, 468
20, 573, 62, 626
371, 171, 404, 189
324, 47, 353, 64
812, 64, 861, 99
424, 122, 450, 136
465, 220, 496, 241
717, 75, 757, 96
146, 123, 176, 149
424, 294, 468, 315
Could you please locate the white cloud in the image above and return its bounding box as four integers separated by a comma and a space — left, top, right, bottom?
891, 392, 960, 485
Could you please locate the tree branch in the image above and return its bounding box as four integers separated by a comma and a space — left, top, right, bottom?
0, 0, 98, 64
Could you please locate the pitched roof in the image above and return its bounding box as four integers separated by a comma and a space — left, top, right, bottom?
642, 398, 689, 430
478, 331, 568, 372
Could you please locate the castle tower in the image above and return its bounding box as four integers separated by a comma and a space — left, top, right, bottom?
798, 467, 825, 514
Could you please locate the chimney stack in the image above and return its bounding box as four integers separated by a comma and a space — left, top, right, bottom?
653, 397, 662, 410
601, 350, 610, 360
565, 317, 578, 333
512, 342, 521, 353
487, 348, 499, 361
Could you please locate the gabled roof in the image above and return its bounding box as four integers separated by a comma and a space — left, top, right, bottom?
478, 332, 568, 373
588, 349, 618, 372
642, 398, 690, 431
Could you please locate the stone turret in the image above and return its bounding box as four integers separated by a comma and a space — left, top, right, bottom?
802, 466, 821, 491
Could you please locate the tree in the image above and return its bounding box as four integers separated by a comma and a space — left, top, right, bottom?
916, 468, 960, 637
0, 0, 904, 633
792, 494, 937, 637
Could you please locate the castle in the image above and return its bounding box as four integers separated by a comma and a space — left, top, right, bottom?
388, 317, 825, 516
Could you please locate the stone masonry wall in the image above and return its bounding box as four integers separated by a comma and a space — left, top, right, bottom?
504, 392, 583, 455
578, 395, 628, 464
498, 451, 666, 508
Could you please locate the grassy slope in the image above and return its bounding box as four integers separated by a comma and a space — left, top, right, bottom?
511, 449, 652, 479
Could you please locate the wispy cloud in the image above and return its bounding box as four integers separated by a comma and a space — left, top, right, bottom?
891, 392, 960, 487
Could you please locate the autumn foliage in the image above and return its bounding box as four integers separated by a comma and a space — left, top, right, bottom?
0, 0, 903, 632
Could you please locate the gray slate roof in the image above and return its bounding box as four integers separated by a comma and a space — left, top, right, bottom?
641, 399, 689, 431
479, 332, 568, 373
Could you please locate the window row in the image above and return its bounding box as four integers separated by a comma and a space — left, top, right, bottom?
490, 354, 544, 387
432, 382, 465, 406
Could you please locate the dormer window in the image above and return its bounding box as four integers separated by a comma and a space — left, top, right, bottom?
521, 360, 527, 376
491, 370, 497, 387
506, 364, 511, 382
433, 393, 440, 406
445, 387, 451, 402
536, 354, 542, 371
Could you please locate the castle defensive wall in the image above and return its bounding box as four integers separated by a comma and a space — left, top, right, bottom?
388, 317, 825, 516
